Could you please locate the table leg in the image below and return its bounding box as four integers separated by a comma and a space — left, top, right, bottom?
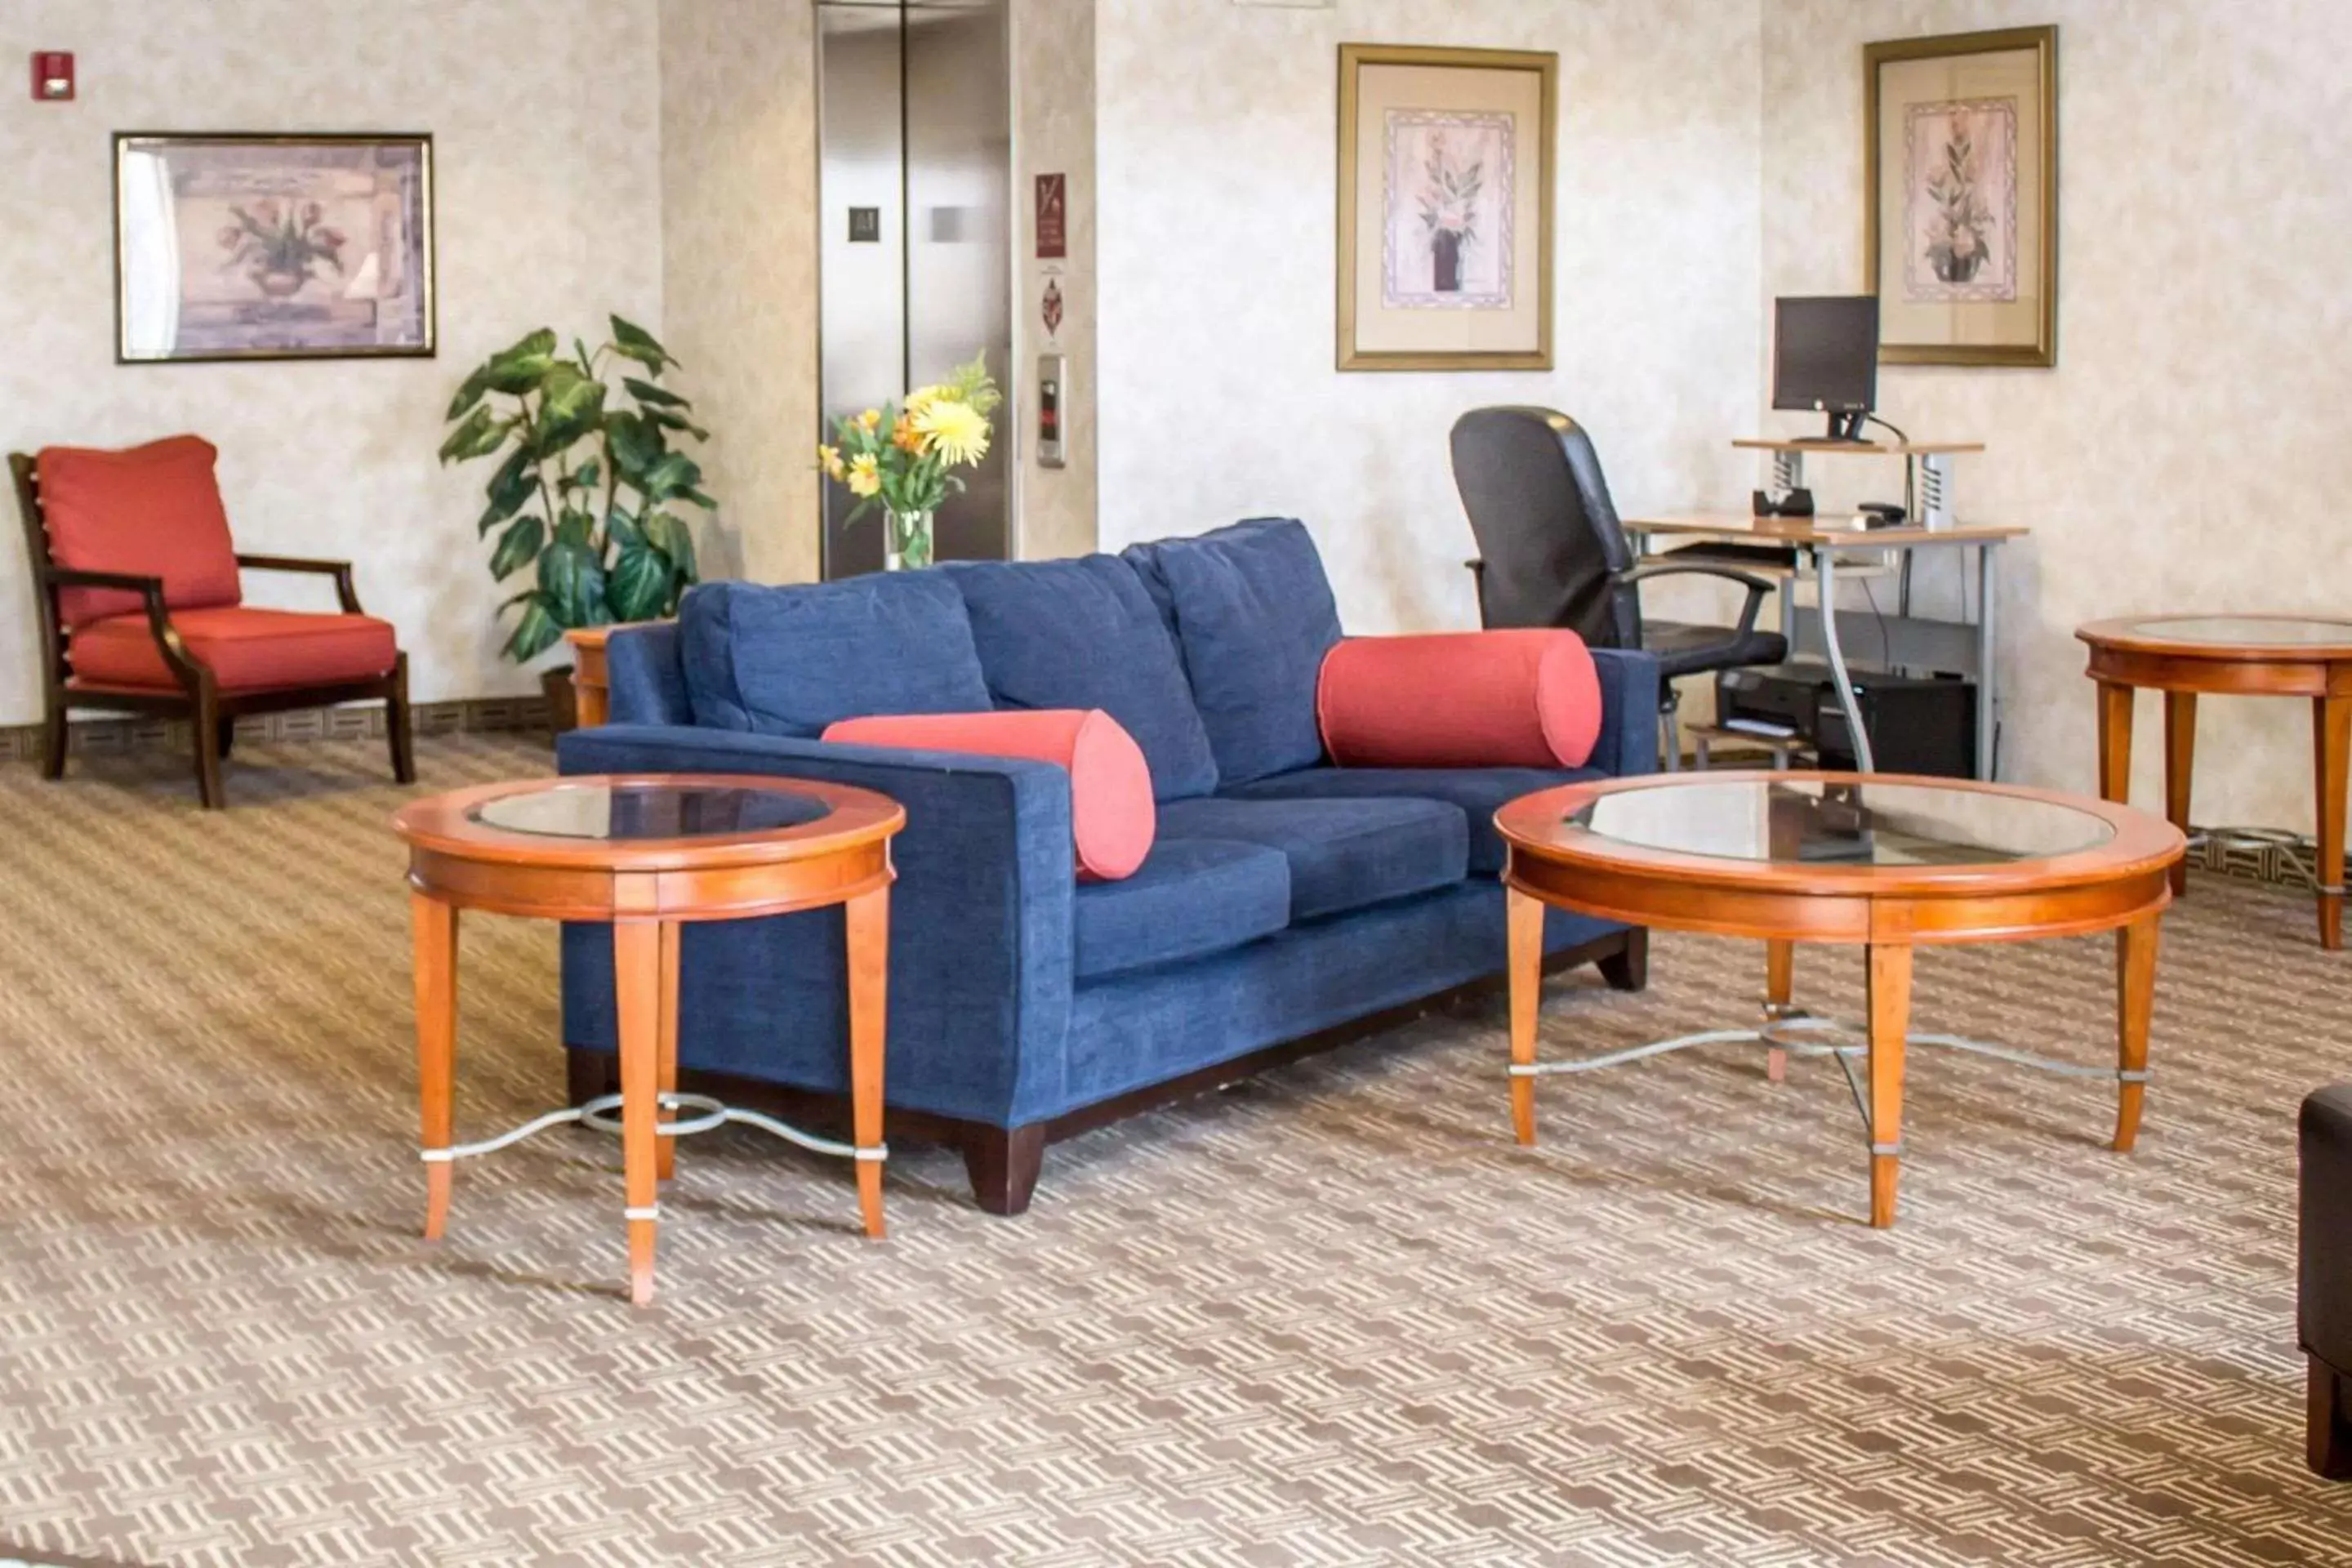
2318, 696, 2350, 951
1763, 941, 1795, 1085
1867, 944, 1912, 1229
846, 886, 890, 1240
2163, 693, 2196, 898
1507, 889, 1544, 1146
2115, 913, 2160, 1152
412, 892, 458, 1242
613, 919, 662, 1307
656, 920, 680, 1183
1976, 544, 1999, 781
2096, 682, 2136, 804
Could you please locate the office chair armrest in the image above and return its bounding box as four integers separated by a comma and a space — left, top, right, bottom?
1616, 562, 1774, 638
236, 553, 363, 612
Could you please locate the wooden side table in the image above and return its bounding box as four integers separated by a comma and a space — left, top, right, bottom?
1498, 773, 2183, 1228
390, 774, 905, 1305
2078, 615, 2352, 949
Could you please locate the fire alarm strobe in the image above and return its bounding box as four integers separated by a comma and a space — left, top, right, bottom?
31, 51, 74, 102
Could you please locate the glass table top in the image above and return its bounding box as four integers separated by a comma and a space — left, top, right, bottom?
1564, 779, 2114, 868
470, 782, 832, 840
2123, 615, 2352, 646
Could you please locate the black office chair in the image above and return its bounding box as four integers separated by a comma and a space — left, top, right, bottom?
1450, 407, 1788, 769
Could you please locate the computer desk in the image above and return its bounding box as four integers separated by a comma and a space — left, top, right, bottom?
1621, 512, 2029, 778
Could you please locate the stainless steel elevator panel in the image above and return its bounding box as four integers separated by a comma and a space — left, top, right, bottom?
818, 0, 1012, 580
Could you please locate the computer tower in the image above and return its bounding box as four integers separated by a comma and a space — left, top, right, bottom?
1717, 662, 1978, 778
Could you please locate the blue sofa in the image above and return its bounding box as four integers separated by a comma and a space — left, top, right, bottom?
558, 519, 1659, 1213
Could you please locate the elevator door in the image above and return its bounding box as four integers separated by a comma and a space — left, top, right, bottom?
818, 0, 1012, 579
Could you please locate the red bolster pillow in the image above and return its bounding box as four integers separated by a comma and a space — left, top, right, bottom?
820, 708, 1155, 880
1316, 630, 1602, 769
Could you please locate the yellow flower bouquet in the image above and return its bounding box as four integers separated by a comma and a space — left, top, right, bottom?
817, 352, 1001, 570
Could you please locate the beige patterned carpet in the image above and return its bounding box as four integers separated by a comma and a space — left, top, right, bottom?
5, 736, 2352, 1566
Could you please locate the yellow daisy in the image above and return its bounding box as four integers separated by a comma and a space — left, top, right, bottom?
817, 443, 847, 481
911, 399, 990, 466
847, 452, 881, 497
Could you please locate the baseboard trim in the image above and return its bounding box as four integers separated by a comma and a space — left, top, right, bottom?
0, 695, 550, 762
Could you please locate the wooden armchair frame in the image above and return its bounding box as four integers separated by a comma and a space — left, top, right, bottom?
11, 452, 414, 808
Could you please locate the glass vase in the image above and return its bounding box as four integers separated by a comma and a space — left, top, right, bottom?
884, 508, 935, 572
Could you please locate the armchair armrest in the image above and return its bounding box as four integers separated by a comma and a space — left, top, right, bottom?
1616, 561, 1775, 639
42, 566, 203, 686
235, 553, 363, 612
555, 724, 1077, 1126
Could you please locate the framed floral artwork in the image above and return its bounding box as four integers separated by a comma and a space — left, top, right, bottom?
114, 132, 435, 364
1337, 44, 1555, 372
1864, 27, 2057, 368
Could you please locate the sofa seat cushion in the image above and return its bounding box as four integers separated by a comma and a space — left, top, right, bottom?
679, 574, 992, 736
1156, 795, 1468, 922
946, 555, 1219, 801
1074, 838, 1291, 981
37, 436, 243, 629
1223, 764, 1606, 875
67, 606, 397, 692
1123, 519, 1343, 787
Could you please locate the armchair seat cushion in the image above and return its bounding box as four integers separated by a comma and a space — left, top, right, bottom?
1156, 795, 1468, 921
1075, 838, 1292, 982
1223, 764, 1606, 875
68, 606, 398, 692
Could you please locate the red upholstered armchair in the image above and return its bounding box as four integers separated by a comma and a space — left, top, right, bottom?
10, 436, 413, 808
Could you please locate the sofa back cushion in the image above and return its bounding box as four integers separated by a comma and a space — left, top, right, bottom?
1124, 518, 1342, 787
36, 435, 243, 629
679, 574, 992, 736
947, 555, 1219, 800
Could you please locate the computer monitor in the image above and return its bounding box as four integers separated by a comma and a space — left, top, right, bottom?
1771, 296, 1880, 442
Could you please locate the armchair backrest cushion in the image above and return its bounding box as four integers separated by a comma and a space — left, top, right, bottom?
35, 435, 242, 628
946, 555, 1218, 801
1123, 518, 1342, 787
679, 574, 992, 736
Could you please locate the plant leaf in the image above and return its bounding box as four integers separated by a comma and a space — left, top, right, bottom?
445, 364, 492, 423
487, 514, 546, 581
606, 410, 666, 482
553, 508, 598, 552
639, 451, 703, 501
502, 594, 563, 663
532, 364, 607, 458
648, 407, 712, 442
476, 446, 537, 533
608, 315, 674, 372
623, 376, 688, 409
538, 539, 608, 629
559, 459, 601, 493
439, 405, 513, 464
606, 510, 645, 552
483, 327, 559, 393
645, 510, 699, 586
608, 545, 671, 622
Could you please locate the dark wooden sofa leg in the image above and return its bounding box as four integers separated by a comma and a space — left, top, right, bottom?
2314, 1356, 2352, 1479
386, 653, 416, 784
964, 1125, 1047, 1217
1598, 928, 1649, 992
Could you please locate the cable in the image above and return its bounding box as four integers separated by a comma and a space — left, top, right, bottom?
1861, 574, 1893, 670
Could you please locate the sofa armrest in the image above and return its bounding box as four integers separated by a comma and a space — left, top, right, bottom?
555, 723, 1076, 1126
1587, 647, 1663, 778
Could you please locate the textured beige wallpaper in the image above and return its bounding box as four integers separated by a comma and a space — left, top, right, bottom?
0, 0, 663, 723
1012, 0, 1099, 560
1764, 0, 2350, 826
659, 0, 822, 587
1094, 0, 1765, 636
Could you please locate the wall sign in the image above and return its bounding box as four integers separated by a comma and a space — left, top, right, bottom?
1041, 277, 1064, 339
1034, 173, 1067, 260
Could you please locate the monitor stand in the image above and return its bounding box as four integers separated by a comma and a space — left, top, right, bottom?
1819, 410, 1870, 443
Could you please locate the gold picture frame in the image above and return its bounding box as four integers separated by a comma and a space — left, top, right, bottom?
1337, 43, 1556, 372
114, 131, 437, 364
1864, 26, 2057, 368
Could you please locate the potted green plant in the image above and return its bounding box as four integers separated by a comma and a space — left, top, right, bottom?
439, 316, 712, 728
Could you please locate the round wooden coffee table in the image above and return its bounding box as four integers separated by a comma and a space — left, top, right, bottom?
2078, 614, 2352, 949
1497, 773, 2185, 1228
391, 773, 904, 1306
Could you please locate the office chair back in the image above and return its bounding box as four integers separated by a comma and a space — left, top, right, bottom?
1449, 408, 1639, 648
